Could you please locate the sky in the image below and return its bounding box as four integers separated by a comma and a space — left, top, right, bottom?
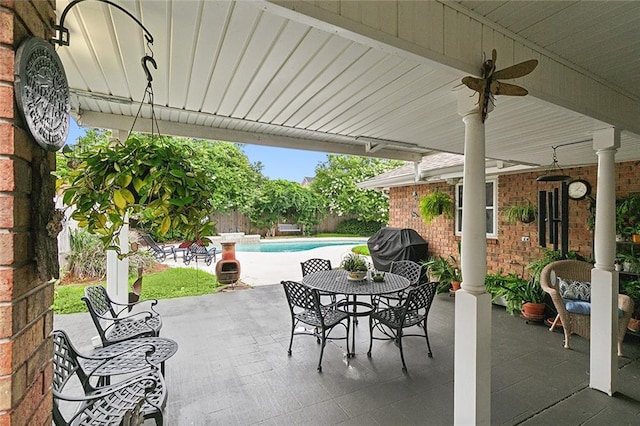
67, 119, 327, 183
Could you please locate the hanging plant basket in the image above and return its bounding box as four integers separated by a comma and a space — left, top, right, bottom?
419, 190, 453, 224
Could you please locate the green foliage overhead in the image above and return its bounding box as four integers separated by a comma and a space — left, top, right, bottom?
58, 134, 218, 253
310, 155, 402, 223
242, 179, 324, 235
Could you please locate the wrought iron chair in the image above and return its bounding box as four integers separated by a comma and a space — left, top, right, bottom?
183, 242, 217, 266
300, 258, 338, 306
540, 259, 634, 356
281, 280, 350, 372
374, 260, 424, 308
368, 281, 437, 373
139, 233, 175, 262
83, 286, 162, 346
52, 329, 166, 425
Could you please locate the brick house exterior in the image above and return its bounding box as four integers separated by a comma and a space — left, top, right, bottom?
0, 1, 57, 424
388, 160, 640, 281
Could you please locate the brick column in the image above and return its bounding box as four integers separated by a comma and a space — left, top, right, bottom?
0, 1, 57, 425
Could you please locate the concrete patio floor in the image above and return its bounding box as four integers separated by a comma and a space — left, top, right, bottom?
54, 285, 640, 425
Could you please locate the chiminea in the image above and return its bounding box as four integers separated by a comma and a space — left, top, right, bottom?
215, 242, 241, 284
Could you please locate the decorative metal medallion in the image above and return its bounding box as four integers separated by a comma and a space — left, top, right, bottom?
14, 37, 70, 152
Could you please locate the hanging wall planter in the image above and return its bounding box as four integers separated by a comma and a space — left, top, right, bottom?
419, 190, 453, 225
503, 202, 537, 224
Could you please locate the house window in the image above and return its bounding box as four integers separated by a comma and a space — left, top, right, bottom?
455, 179, 498, 238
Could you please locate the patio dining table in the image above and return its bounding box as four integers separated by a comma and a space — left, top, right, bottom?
302, 269, 409, 357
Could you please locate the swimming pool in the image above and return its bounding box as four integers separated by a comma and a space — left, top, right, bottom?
233, 240, 365, 253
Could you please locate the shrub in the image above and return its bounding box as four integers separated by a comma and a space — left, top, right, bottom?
336, 219, 384, 236
64, 229, 156, 281
66, 229, 107, 280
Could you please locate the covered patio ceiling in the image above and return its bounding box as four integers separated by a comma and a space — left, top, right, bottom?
56, 0, 640, 168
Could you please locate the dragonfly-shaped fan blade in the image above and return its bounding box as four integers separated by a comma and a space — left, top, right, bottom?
461, 76, 484, 93
490, 81, 529, 96
492, 59, 538, 80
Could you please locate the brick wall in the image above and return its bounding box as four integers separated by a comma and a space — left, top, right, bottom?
389, 160, 640, 281
0, 1, 57, 425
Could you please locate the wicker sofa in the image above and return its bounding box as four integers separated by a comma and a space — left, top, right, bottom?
540, 259, 634, 356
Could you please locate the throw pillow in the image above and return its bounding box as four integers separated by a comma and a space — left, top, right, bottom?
558, 277, 591, 302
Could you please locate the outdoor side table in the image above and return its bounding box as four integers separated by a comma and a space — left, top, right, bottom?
82, 336, 178, 384
303, 269, 409, 357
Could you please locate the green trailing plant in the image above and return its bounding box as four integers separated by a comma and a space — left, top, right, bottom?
340, 253, 368, 272
419, 190, 453, 224
59, 134, 216, 255
502, 202, 536, 224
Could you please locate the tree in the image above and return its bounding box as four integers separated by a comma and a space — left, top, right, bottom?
189, 141, 263, 212
310, 154, 403, 223
243, 179, 324, 236
59, 134, 217, 253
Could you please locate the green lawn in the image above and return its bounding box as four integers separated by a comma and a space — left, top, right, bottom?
54, 268, 219, 315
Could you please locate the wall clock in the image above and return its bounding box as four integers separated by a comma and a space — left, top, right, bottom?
14, 37, 70, 152
567, 179, 591, 200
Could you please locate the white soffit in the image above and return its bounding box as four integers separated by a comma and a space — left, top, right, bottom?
57, 0, 640, 167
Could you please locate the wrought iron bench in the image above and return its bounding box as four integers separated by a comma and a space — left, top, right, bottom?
83, 286, 162, 347
183, 242, 217, 266
277, 223, 301, 234
53, 329, 167, 425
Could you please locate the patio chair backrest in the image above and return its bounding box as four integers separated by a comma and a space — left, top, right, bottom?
403, 281, 437, 317
140, 233, 161, 250
83, 285, 114, 317
389, 260, 424, 287
281, 281, 322, 320
52, 330, 91, 394
300, 258, 332, 277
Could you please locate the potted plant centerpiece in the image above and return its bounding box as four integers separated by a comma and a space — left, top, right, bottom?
341, 253, 369, 281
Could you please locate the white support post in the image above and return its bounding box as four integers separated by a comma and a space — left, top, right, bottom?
590, 127, 620, 395
106, 220, 129, 304
105, 129, 130, 305
454, 88, 492, 426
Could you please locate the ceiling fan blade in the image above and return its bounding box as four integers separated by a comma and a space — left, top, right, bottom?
492, 49, 497, 65
462, 76, 485, 93
492, 59, 539, 80
490, 81, 529, 96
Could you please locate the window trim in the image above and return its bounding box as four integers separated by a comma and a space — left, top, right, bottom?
454, 177, 498, 239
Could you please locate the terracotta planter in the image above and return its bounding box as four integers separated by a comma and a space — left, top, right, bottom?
451, 281, 461, 292
628, 318, 640, 333
632, 234, 640, 244
521, 302, 545, 321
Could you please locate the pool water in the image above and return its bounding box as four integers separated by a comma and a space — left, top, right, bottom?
233, 240, 364, 253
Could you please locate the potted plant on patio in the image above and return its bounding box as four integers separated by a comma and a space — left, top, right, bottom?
424, 255, 460, 293
622, 280, 640, 333
419, 189, 453, 224
340, 253, 369, 280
